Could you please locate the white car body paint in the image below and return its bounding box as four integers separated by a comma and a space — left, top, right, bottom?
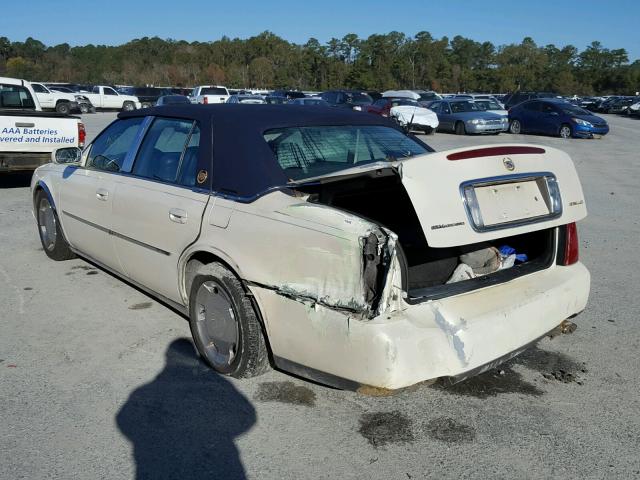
389, 105, 439, 130
81, 86, 141, 110
31, 134, 590, 390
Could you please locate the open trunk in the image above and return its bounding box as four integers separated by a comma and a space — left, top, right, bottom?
299, 172, 557, 300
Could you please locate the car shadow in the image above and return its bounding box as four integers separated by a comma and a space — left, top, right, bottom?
116, 338, 255, 480
0, 172, 32, 189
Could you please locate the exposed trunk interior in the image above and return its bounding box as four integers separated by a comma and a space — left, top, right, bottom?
299, 173, 556, 300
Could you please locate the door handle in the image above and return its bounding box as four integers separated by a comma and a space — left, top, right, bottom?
96, 189, 109, 201
169, 208, 187, 224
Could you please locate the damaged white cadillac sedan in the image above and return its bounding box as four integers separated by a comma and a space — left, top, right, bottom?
31, 104, 590, 390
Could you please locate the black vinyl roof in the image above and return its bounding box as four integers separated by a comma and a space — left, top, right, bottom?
119, 104, 403, 200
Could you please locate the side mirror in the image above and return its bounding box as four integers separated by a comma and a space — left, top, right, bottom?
52, 147, 82, 164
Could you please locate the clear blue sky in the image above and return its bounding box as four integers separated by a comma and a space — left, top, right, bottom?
1, 0, 638, 61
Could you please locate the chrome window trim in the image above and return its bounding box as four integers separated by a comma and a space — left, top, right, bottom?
459, 171, 563, 233
121, 115, 154, 173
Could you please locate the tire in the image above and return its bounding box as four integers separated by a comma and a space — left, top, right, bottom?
559, 124, 572, 139
55, 102, 70, 115
35, 190, 75, 261
79, 104, 90, 114
423, 127, 434, 135
188, 262, 269, 378
509, 119, 522, 134
455, 121, 466, 135
122, 101, 135, 112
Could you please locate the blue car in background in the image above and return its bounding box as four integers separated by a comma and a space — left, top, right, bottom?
508, 98, 609, 139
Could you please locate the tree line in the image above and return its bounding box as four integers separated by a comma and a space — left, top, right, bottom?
1, 32, 638, 95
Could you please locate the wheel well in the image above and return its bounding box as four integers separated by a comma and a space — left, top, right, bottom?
56, 100, 69, 105
184, 250, 273, 359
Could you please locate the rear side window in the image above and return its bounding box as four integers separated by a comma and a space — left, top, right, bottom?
86, 117, 145, 172
0, 84, 36, 109
132, 117, 199, 187
524, 101, 541, 111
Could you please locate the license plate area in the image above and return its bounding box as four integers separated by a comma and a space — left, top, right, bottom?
461, 173, 562, 232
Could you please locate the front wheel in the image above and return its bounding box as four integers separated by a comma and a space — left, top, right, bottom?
122, 101, 135, 112
559, 124, 572, 139
35, 190, 75, 261
455, 121, 466, 135
188, 262, 269, 378
509, 119, 522, 134
55, 102, 70, 115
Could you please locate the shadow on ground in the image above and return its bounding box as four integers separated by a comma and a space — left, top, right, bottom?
116, 338, 255, 480
0, 172, 32, 189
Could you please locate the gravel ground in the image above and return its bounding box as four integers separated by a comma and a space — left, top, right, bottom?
1, 112, 639, 479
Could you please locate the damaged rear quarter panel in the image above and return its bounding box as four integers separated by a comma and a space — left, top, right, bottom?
195, 191, 399, 319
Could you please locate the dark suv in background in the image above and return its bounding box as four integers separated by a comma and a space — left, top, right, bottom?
504, 91, 557, 110
320, 90, 373, 110
120, 87, 173, 108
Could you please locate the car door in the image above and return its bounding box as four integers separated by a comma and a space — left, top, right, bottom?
31, 83, 54, 109
540, 102, 561, 135
102, 87, 121, 108
520, 101, 541, 133
59, 117, 146, 271
110, 117, 211, 303
439, 102, 454, 131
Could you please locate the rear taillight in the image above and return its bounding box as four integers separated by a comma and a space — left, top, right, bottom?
203, 96, 208, 104
562, 222, 579, 265
78, 122, 86, 148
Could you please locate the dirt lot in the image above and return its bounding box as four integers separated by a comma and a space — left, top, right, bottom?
1, 112, 639, 479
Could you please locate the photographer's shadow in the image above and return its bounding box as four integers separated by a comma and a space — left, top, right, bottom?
116, 339, 255, 480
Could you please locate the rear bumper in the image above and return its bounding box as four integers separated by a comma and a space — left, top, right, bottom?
252, 262, 590, 390
0, 152, 50, 172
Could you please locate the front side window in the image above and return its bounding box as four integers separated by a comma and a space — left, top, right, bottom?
0, 84, 36, 109
264, 125, 430, 181
86, 117, 145, 172
132, 118, 199, 186
31, 83, 48, 93
104, 87, 118, 96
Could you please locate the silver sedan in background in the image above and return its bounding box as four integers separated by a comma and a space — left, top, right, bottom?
428, 99, 508, 134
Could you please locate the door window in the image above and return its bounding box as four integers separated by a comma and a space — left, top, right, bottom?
441, 103, 451, 114
103, 87, 118, 96
31, 83, 48, 93
86, 117, 145, 172
132, 118, 199, 187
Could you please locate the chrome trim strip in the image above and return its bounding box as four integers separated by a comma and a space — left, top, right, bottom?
459, 172, 563, 233
62, 210, 171, 256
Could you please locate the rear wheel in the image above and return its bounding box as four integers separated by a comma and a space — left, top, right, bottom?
559, 124, 572, 139
455, 121, 466, 135
35, 190, 75, 261
509, 119, 522, 134
188, 262, 269, 378
55, 102, 70, 115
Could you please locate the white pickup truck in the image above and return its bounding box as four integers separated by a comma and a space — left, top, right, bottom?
1, 77, 85, 173
189, 85, 230, 104
30, 82, 79, 115
82, 86, 141, 111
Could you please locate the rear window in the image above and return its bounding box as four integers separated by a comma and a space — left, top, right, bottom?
201, 87, 228, 95
341, 92, 373, 105
0, 84, 36, 109
264, 125, 429, 181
